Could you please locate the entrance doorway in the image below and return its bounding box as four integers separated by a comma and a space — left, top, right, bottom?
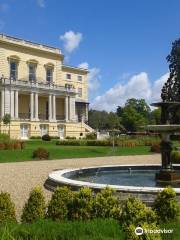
40, 124, 49, 136
20, 124, 29, 139
58, 125, 65, 139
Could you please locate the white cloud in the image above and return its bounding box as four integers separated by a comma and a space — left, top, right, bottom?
91, 72, 169, 112
151, 73, 169, 102
60, 31, 82, 53
78, 62, 101, 92
78, 62, 89, 69
37, 0, 45, 8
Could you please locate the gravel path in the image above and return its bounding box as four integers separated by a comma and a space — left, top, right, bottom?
0, 155, 160, 219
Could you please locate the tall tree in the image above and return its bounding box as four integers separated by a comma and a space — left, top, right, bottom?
161, 38, 180, 123
121, 107, 147, 132
125, 98, 151, 118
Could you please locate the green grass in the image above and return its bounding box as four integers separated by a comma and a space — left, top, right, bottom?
0, 219, 180, 240
0, 140, 152, 163
160, 221, 180, 240
0, 219, 125, 240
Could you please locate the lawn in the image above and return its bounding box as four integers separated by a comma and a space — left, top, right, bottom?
0, 219, 125, 240
0, 219, 180, 240
0, 140, 152, 163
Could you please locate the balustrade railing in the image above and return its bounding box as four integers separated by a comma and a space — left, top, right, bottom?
0, 77, 76, 94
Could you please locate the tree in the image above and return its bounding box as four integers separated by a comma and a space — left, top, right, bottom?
150, 108, 161, 124
125, 98, 151, 119
105, 112, 121, 130
2, 114, 11, 137
121, 107, 147, 132
161, 38, 180, 123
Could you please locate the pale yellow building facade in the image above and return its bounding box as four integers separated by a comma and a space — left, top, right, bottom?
0, 34, 93, 139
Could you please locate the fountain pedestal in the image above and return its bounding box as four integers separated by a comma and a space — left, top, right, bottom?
147, 102, 180, 184
156, 132, 180, 183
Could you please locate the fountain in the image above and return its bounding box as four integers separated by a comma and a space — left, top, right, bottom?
45, 40, 180, 203
146, 69, 180, 183
45, 77, 180, 202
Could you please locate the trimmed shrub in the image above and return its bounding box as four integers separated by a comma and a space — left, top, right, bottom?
150, 143, 161, 153
171, 151, 180, 163
0, 192, 16, 223
120, 197, 157, 227
0, 139, 25, 150
68, 187, 94, 220
93, 187, 121, 220
171, 134, 180, 141
33, 147, 49, 160
86, 140, 112, 146
126, 222, 161, 240
85, 132, 97, 140
56, 140, 84, 146
21, 187, 46, 223
0, 143, 5, 150
4, 141, 14, 150
42, 134, 51, 141
30, 136, 41, 139
47, 187, 72, 221
50, 136, 59, 139
13, 141, 22, 150
152, 187, 180, 223
65, 136, 76, 139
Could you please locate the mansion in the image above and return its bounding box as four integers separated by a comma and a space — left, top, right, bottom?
0, 34, 93, 139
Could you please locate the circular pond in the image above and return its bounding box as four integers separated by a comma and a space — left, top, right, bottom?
45, 164, 180, 204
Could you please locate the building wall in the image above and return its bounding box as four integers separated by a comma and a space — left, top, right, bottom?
61, 67, 88, 101
0, 120, 92, 139
0, 40, 88, 103
0, 35, 92, 139
0, 42, 60, 82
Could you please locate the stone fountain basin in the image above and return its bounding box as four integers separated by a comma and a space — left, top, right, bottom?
146, 125, 180, 132
45, 164, 180, 205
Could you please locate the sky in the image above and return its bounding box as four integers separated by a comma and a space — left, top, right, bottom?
0, 0, 180, 111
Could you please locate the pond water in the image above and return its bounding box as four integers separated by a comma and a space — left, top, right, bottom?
71, 169, 180, 188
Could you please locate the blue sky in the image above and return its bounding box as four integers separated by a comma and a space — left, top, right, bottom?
0, 0, 180, 111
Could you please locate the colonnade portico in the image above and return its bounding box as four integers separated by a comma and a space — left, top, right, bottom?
0, 88, 76, 122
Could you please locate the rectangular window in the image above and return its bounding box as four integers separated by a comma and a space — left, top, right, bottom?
66, 73, 71, 80
78, 88, 82, 97
77, 75, 82, 81
46, 68, 53, 83
29, 64, 36, 82
10, 61, 17, 80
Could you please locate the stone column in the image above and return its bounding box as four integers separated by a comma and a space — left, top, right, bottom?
65, 96, 69, 121
10, 90, 14, 119
85, 103, 89, 122
1, 90, 4, 118
30, 92, 34, 120
15, 90, 19, 119
69, 97, 76, 121
52, 95, 56, 121
48, 94, 52, 121
35, 92, 38, 120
